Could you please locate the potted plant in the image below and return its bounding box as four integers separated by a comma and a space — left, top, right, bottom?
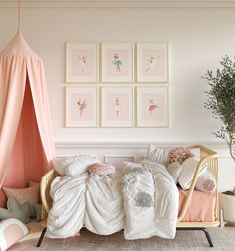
203, 55, 235, 225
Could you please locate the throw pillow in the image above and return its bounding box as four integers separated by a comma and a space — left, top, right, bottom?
3, 185, 39, 205
178, 158, 208, 190
33, 204, 42, 222
169, 147, 194, 164
65, 155, 100, 177
28, 180, 40, 187
0, 197, 31, 224
195, 170, 216, 192
88, 163, 116, 176
0, 218, 29, 251
167, 162, 183, 184
28, 180, 40, 215
53, 155, 78, 176
145, 144, 169, 165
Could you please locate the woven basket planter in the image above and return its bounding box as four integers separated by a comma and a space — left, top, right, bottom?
220, 192, 235, 222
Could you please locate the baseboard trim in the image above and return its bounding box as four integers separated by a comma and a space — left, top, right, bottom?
1, 1, 235, 8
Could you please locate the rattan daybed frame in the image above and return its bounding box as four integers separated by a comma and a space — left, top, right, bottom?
37, 144, 219, 248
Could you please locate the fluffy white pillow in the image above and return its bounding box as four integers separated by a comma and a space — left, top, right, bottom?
145, 144, 169, 165
53, 155, 78, 176
167, 162, 183, 184
195, 170, 216, 192
178, 158, 208, 190
65, 156, 100, 177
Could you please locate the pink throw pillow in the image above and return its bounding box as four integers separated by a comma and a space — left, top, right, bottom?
28, 180, 41, 203
28, 180, 40, 187
3, 185, 39, 205
169, 147, 194, 164
195, 170, 216, 192
89, 163, 116, 176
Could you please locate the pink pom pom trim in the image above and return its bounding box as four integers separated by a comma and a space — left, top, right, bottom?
88, 163, 116, 176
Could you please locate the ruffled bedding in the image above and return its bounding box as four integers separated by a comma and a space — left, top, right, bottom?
46, 162, 179, 240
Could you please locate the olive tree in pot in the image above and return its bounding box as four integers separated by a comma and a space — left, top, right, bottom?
203, 55, 235, 162
203, 56, 235, 225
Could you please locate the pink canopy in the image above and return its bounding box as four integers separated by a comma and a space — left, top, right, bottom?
0, 31, 55, 207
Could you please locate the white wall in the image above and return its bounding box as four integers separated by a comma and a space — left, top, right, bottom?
0, 4, 234, 190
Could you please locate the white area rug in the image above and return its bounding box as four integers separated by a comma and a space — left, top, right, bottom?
10, 227, 235, 251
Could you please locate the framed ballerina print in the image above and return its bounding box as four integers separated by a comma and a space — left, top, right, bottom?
136, 86, 169, 127
66, 86, 99, 127
101, 43, 133, 82
137, 43, 168, 82
101, 86, 133, 127
66, 43, 98, 82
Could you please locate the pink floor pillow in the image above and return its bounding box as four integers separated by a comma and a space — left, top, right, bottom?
89, 163, 116, 176
0, 218, 28, 251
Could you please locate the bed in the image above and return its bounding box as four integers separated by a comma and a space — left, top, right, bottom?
37, 144, 219, 248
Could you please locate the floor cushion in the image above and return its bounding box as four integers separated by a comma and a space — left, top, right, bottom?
0, 218, 28, 251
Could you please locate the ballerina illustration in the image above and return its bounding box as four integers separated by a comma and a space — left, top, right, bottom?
114, 97, 121, 117
77, 54, 87, 72
145, 54, 160, 72
77, 98, 87, 117
148, 98, 159, 116
112, 53, 122, 72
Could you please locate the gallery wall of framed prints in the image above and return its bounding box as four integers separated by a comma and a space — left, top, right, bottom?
65, 42, 169, 128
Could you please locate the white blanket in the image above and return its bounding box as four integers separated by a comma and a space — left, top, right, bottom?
123, 161, 179, 239
46, 174, 88, 238
46, 162, 178, 240
85, 174, 124, 234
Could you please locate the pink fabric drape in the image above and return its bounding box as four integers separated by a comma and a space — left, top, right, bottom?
0, 31, 55, 206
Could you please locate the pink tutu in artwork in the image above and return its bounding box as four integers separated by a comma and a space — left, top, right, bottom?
149, 104, 158, 111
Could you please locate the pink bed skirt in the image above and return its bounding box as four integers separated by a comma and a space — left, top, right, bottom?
178, 188, 216, 222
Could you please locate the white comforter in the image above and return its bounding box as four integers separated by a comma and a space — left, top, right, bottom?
46, 162, 179, 240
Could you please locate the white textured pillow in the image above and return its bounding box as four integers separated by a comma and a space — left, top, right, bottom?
65, 156, 100, 177
167, 162, 183, 184
178, 158, 208, 190
196, 170, 216, 192
53, 155, 78, 176
145, 144, 169, 165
